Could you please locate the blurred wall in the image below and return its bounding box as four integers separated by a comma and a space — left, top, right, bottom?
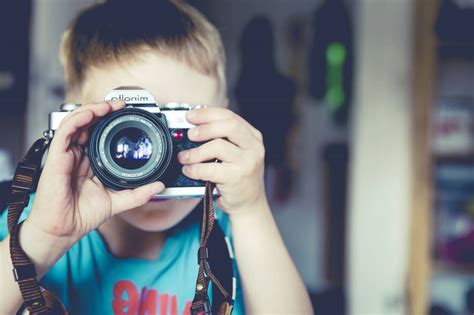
348, 0, 414, 314
198, 0, 350, 293
0, 116, 21, 180
25, 0, 99, 147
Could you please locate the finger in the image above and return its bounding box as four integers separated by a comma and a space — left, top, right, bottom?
68, 99, 126, 144
182, 162, 238, 184
77, 129, 89, 145
75, 154, 91, 178
65, 99, 125, 120
76, 113, 108, 145
187, 118, 257, 150
186, 107, 235, 123
59, 100, 125, 139
70, 145, 84, 172
73, 154, 90, 191
109, 182, 165, 215
177, 138, 241, 164
49, 110, 95, 158
50, 100, 125, 156
186, 107, 262, 140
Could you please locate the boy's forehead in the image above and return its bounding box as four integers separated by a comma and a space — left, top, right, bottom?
79, 52, 224, 107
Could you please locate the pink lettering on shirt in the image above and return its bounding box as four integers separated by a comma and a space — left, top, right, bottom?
113, 280, 192, 315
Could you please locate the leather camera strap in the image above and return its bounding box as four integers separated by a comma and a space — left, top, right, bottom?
8, 137, 234, 315
190, 182, 234, 315
7, 137, 67, 315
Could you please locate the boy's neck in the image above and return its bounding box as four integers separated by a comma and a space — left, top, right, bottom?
98, 215, 166, 260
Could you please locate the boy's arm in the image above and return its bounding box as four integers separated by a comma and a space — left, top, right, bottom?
179, 107, 314, 314
230, 199, 313, 314
0, 100, 164, 313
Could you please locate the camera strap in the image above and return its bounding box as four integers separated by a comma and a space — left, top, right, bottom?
7, 137, 67, 315
8, 137, 234, 315
191, 182, 234, 315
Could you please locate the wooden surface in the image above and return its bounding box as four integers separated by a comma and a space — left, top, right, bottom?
408, 0, 438, 314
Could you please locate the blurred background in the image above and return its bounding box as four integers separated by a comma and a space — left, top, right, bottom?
0, 0, 473, 314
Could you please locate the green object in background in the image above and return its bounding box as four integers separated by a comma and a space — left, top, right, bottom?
325, 42, 346, 112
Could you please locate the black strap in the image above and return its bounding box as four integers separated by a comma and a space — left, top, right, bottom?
190, 182, 234, 315
208, 223, 234, 314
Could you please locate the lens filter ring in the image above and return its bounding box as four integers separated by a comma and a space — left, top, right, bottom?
88, 108, 172, 190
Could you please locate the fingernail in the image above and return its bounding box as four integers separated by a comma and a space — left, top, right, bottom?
179, 150, 189, 161
182, 165, 190, 174
188, 127, 199, 138
186, 110, 197, 119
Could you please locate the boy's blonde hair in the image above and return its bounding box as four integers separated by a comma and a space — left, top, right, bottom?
60, 0, 225, 97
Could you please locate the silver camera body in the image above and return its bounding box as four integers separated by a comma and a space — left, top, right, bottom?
49, 87, 215, 199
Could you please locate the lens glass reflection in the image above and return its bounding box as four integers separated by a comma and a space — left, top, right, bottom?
110, 127, 153, 170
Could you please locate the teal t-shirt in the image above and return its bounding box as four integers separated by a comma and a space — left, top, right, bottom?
0, 195, 244, 315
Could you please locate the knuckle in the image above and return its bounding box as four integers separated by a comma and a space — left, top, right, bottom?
227, 118, 239, 130
189, 147, 200, 162
78, 103, 96, 111
194, 164, 203, 178
198, 125, 209, 137
257, 144, 265, 160
190, 164, 198, 177
213, 138, 227, 147
79, 103, 92, 110
242, 157, 256, 175
250, 159, 259, 172
202, 164, 216, 180
219, 107, 232, 115
57, 115, 76, 131
204, 165, 212, 179
248, 150, 264, 172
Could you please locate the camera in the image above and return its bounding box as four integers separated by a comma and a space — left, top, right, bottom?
49, 86, 215, 198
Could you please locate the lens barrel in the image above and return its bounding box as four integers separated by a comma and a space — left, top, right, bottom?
88, 108, 173, 190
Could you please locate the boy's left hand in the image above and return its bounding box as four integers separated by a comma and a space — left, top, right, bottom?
178, 107, 266, 215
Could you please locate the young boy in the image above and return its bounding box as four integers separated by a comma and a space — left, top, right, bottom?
0, 1, 313, 314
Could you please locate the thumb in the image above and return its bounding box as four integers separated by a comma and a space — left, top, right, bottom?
109, 182, 165, 215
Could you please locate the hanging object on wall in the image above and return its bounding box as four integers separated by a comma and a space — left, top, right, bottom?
236, 16, 297, 203
308, 0, 353, 126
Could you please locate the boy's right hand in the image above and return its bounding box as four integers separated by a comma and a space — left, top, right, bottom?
26, 100, 165, 247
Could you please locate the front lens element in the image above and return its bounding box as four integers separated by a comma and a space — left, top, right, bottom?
88, 108, 173, 190
110, 127, 153, 170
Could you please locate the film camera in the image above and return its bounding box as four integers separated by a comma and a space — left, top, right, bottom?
49, 87, 213, 198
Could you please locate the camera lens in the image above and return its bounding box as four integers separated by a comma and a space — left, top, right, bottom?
88, 108, 173, 190
110, 127, 153, 170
